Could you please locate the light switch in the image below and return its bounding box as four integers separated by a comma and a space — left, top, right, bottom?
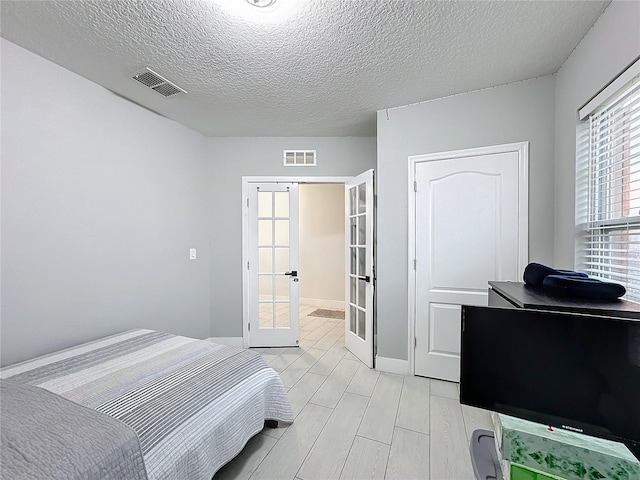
189, 248, 197, 260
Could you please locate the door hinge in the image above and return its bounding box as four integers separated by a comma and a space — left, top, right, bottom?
414, 259, 417, 270
247, 198, 249, 207
248, 323, 251, 332
414, 181, 417, 192
247, 261, 250, 270
414, 336, 417, 349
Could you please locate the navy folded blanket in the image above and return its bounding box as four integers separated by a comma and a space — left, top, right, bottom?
523, 262, 587, 287
523, 262, 626, 300
543, 275, 626, 301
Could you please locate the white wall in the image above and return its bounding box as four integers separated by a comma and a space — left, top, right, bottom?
299, 183, 345, 305
376, 75, 556, 361
206, 137, 375, 337
0, 38, 375, 362
1, 39, 211, 366
554, 1, 640, 268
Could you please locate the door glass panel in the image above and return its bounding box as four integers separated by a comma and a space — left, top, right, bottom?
350, 306, 357, 334
275, 275, 290, 300
350, 248, 357, 275
350, 277, 357, 304
258, 191, 272, 217
258, 248, 272, 273
274, 247, 289, 273
350, 187, 357, 215
274, 192, 289, 217
350, 218, 357, 245
358, 278, 366, 308
358, 247, 365, 276
259, 303, 274, 328
358, 183, 366, 214
276, 304, 290, 328
358, 215, 366, 245
274, 220, 289, 245
258, 220, 272, 245
357, 309, 366, 339
259, 275, 273, 300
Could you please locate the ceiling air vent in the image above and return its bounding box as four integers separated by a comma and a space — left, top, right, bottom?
132, 68, 186, 97
284, 150, 316, 166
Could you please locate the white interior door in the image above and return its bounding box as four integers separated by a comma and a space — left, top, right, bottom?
413, 144, 527, 381
345, 170, 374, 368
249, 183, 299, 347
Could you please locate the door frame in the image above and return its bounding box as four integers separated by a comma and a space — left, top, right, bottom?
407, 142, 529, 375
242, 175, 355, 349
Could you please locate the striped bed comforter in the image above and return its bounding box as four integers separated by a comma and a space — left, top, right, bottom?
1, 329, 294, 480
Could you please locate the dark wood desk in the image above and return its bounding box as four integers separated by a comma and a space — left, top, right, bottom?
488, 281, 640, 319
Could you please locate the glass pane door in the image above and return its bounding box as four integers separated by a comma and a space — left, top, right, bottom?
250, 183, 299, 347
345, 170, 374, 367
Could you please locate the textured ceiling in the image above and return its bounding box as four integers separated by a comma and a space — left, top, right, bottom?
1, 0, 609, 137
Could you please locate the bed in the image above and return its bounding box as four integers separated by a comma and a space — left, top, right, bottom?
0, 329, 294, 480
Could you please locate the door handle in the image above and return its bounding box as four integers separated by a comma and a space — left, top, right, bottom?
285, 271, 298, 277
357, 275, 371, 283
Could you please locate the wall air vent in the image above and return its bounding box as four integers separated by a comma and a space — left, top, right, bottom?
132, 68, 186, 97
284, 150, 316, 166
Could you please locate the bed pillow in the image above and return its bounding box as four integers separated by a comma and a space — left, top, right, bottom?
0, 380, 148, 480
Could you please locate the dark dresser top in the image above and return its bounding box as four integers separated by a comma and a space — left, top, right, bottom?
489, 281, 640, 319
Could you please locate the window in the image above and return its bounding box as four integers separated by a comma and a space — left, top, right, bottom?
577, 77, 640, 303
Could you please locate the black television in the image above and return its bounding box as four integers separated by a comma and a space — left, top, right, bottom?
459, 305, 640, 457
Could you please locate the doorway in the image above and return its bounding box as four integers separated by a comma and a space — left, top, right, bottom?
242, 172, 375, 367
299, 184, 345, 312
297, 183, 347, 352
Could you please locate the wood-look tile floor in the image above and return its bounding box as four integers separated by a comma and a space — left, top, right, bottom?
214, 305, 492, 480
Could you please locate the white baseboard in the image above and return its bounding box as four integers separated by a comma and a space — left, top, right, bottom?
207, 337, 244, 348
375, 356, 410, 375
300, 298, 345, 309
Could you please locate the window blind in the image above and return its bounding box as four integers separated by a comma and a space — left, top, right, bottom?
577, 77, 640, 303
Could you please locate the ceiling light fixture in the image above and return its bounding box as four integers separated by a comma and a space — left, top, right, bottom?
246, 0, 276, 7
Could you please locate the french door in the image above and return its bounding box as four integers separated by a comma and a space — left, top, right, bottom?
345, 170, 374, 368
248, 183, 299, 347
